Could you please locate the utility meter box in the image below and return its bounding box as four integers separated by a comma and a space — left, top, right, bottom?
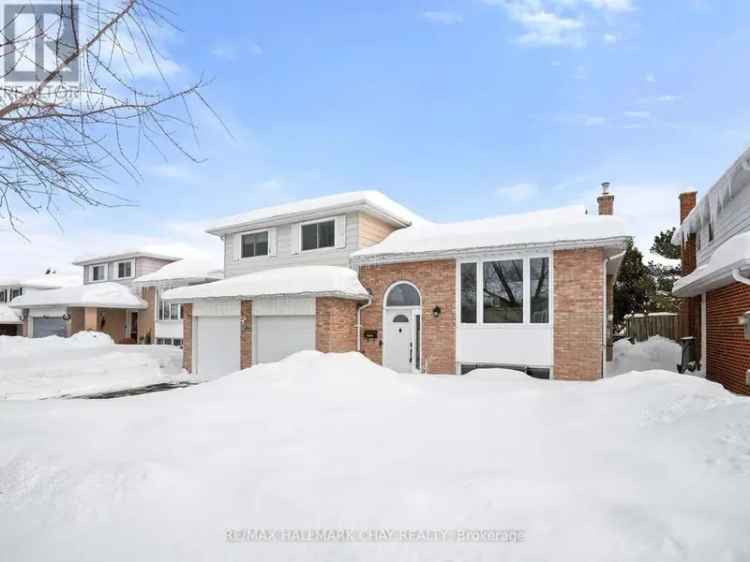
744, 312, 750, 340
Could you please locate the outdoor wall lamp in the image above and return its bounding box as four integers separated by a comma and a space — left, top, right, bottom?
432, 306, 442, 318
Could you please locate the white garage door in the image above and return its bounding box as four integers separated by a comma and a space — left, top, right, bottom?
194, 316, 240, 379
255, 316, 315, 364
32, 317, 67, 338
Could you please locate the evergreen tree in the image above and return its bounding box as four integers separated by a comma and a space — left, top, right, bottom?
650, 228, 681, 259
614, 240, 656, 326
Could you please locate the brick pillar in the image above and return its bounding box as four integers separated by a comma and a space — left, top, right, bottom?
678, 191, 701, 346
70, 307, 85, 335
316, 298, 359, 353
84, 307, 98, 331
554, 248, 605, 380
138, 287, 156, 344
182, 304, 192, 372
240, 300, 253, 369
597, 182, 614, 216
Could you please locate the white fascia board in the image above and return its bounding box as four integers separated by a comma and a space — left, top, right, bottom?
673, 258, 750, 298
163, 290, 369, 304
350, 236, 631, 267
205, 203, 410, 237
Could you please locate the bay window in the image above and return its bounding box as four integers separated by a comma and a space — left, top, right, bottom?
460, 256, 551, 325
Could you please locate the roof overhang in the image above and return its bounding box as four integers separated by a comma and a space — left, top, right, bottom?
351, 236, 631, 267
672, 258, 750, 297
205, 202, 413, 237
163, 290, 369, 304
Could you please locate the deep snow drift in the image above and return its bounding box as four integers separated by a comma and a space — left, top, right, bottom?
609, 335, 683, 376
0, 332, 187, 399
1, 351, 748, 561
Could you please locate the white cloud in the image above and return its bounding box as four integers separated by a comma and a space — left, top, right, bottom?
561, 0, 633, 11
645, 73, 657, 83
149, 163, 195, 180
421, 10, 464, 25
624, 111, 651, 119
603, 32, 618, 43
211, 41, 263, 61
495, 182, 539, 202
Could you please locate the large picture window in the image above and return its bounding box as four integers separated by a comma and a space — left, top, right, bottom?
158, 291, 182, 321
483, 259, 524, 323
460, 262, 477, 323
241, 231, 269, 258
302, 219, 335, 251
530, 257, 549, 323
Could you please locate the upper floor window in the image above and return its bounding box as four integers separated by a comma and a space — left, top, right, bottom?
302, 219, 335, 251
91, 264, 106, 282
115, 260, 133, 279
708, 221, 714, 242
0, 289, 6, 303
10, 287, 22, 300
241, 231, 269, 258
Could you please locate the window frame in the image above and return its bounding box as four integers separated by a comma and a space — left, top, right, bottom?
90, 263, 107, 282
457, 252, 553, 327
239, 229, 270, 260
0, 289, 6, 303
299, 218, 337, 253
157, 289, 182, 322
114, 259, 135, 280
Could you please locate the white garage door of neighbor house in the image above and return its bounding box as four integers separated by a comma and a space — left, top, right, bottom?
195, 316, 240, 379
255, 316, 315, 364
32, 317, 67, 338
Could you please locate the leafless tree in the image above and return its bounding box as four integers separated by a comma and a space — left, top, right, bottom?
0, 0, 217, 233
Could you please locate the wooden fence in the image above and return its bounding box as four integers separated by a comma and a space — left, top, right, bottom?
624, 313, 679, 342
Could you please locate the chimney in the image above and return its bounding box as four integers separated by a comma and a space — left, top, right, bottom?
597, 182, 614, 215
679, 191, 697, 224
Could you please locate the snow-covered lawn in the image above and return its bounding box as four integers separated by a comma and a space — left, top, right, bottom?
1, 351, 749, 561
0, 332, 187, 399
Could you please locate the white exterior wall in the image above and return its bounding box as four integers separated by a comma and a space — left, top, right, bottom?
455, 250, 554, 370
697, 180, 750, 266
222, 212, 360, 278
155, 320, 183, 340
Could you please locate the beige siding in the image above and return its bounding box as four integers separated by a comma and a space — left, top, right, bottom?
223, 212, 360, 278
358, 212, 398, 248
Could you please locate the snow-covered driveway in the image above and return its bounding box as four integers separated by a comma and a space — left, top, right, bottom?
1, 351, 748, 561
0, 332, 188, 399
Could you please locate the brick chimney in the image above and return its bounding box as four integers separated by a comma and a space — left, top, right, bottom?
678, 191, 698, 275
679, 191, 697, 224
597, 182, 614, 215
677, 190, 700, 345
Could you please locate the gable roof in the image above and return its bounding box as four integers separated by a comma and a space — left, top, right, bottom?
72, 249, 181, 266
205, 191, 421, 235
352, 205, 629, 264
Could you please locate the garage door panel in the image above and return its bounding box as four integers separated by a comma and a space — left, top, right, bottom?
195, 316, 240, 379
255, 316, 315, 364
32, 318, 67, 338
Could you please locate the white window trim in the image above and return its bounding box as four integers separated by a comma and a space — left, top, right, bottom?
90, 263, 108, 283
456, 252, 554, 328
156, 289, 182, 322
237, 228, 273, 261
113, 259, 136, 280
299, 217, 338, 253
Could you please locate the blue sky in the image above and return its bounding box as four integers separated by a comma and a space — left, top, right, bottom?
4, 0, 750, 276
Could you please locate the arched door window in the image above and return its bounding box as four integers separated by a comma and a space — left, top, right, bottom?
385, 283, 421, 307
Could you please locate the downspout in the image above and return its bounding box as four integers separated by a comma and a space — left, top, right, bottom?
732, 269, 750, 287
356, 296, 373, 352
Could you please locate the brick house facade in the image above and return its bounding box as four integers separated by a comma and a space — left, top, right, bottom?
706, 283, 750, 394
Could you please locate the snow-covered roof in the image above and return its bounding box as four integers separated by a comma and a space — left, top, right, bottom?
10, 282, 147, 310
0, 272, 81, 290
72, 249, 181, 266
205, 191, 421, 235
673, 231, 750, 297
162, 266, 370, 302
134, 259, 223, 286
0, 304, 23, 324
352, 205, 629, 264
672, 145, 750, 245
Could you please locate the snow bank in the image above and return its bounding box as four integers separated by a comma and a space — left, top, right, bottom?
164, 265, 370, 302
0, 304, 23, 324
353, 205, 628, 260
0, 352, 748, 561
0, 333, 185, 399
9, 282, 147, 309
609, 336, 683, 376
134, 258, 223, 285
673, 231, 750, 296
206, 190, 421, 233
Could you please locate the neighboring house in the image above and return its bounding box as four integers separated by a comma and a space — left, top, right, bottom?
0, 272, 81, 337
165, 188, 629, 380
133, 259, 223, 346
672, 146, 750, 395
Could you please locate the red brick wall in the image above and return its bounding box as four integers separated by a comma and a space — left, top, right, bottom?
182, 304, 192, 372
316, 298, 359, 353
240, 300, 253, 369
138, 287, 156, 344
706, 282, 750, 395
554, 248, 605, 380
597, 194, 614, 216
358, 260, 456, 374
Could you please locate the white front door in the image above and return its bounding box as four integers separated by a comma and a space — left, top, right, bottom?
383, 309, 419, 373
